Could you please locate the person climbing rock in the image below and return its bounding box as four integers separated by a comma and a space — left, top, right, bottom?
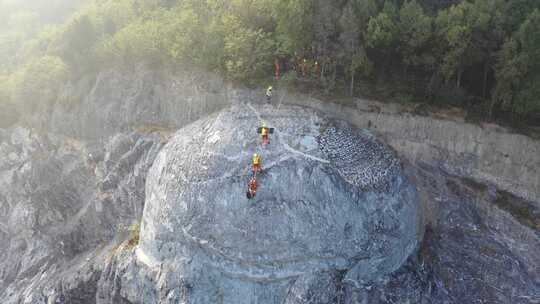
261, 125, 269, 145
252, 153, 261, 173
257, 124, 274, 145
246, 176, 258, 199
266, 86, 273, 103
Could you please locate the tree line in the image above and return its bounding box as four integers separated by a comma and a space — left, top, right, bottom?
1, 0, 540, 120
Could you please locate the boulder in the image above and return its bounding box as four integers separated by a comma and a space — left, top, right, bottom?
136, 104, 421, 303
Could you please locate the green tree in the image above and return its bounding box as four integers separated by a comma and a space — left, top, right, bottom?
398, 0, 434, 70
200, 16, 227, 71
502, 0, 540, 33
96, 17, 164, 66
11, 56, 69, 111
366, 1, 398, 49
229, 0, 274, 31
164, 8, 205, 64
3, 0, 540, 122
435, 2, 472, 88
312, 1, 344, 90
494, 9, 540, 115
223, 15, 275, 82
273, 0, 314, 56
435, 0, 504, 91
472, 0, 505, 99
48, 14, 97, 73
339, 0, 376, 95
85, 0, 138, 36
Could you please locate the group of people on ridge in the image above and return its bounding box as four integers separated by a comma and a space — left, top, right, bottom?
274, 57, 321, 80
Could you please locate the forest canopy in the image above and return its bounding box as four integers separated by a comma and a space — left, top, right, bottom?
1, 0, 540, 119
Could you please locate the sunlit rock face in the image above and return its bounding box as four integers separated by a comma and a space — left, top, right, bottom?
137, 104, 421, 303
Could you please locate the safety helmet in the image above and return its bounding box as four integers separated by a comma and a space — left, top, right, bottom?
268, 86, 273, 90
253, 153, 258, 158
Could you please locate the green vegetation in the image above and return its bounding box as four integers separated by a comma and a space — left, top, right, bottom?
2, 0, 540, 121
10, 56, 69, 108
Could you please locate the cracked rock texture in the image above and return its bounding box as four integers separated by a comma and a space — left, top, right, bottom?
344, 163, 540, 303
286, 96, 540, 204
1, 68, 539, 303
124, 104, 421, 303
42, 67, 231, 140
0, 126, 167, 303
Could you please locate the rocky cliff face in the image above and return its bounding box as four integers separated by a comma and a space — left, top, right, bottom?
0, 126, 167, 303
94, 104, 539, 304
1, 68, 539, 303
118, 104, 420, 303
15, 66, 540, 204
26, 67, 232, 140
286, 95, 540, 204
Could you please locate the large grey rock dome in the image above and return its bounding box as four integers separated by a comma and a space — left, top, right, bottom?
138, 104, 421, 303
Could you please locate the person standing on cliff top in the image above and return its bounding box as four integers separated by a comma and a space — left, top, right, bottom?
266, 86, 273, 103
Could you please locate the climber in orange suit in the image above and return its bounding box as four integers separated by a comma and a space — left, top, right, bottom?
247, 176, 258, 199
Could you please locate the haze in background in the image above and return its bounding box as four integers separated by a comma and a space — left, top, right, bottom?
1, 0, 540, 130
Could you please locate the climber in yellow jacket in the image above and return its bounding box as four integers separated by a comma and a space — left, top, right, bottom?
261, 126, 269, 145
257, 124, 274, 146
252, 153, 261, 174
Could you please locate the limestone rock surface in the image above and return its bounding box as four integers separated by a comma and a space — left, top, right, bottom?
135, 104, 421, 303
0, 127, 167, 303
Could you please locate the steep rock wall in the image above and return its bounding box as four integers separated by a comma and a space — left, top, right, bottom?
20, 66, 539, 203
27, 66, 234, 140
